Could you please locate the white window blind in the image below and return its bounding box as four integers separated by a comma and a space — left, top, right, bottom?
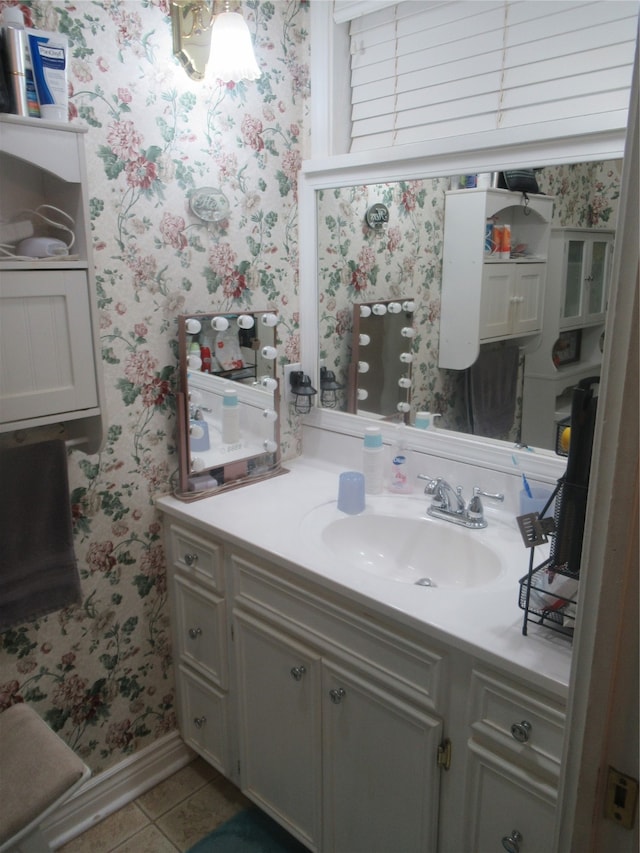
347, 1, 638, 153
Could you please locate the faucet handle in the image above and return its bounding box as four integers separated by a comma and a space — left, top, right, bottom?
473, 486, 505, 502
417, 474, 440, 496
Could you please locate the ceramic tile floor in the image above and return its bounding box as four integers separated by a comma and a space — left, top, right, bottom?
58, 757, 251, 853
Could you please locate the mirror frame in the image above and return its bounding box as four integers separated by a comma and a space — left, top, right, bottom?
298, 129, 626, 480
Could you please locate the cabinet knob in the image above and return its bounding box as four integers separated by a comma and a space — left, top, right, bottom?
184, 552, 198, 566
329, 687, 346, 704
188, 627, 202, 639
290, 665, 306, 681
501, 829, 523, 852
193, 716, 206, 728
510, 720, 532, 743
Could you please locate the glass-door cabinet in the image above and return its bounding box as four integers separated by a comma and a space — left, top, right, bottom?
560, 231, 614, 329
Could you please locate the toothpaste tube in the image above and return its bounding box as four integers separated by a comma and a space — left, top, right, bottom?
27, 29, 68, 122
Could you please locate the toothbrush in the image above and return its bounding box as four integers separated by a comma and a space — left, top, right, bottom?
522, 472, 533, 498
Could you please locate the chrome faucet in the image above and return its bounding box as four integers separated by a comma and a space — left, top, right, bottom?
417, 475, 504, 529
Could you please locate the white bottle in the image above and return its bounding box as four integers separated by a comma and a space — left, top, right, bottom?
222, 387, 240, 444
389, 425, 412, 493
363, 426, 384, 495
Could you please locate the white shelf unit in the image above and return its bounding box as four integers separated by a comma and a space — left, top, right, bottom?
521, 227, 614, 450
0, 115, 106, 452
439, 188, 554, 371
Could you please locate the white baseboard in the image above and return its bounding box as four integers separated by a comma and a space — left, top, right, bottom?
43, 732, 195, 849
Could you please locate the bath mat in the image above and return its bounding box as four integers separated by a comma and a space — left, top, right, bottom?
186, 808, 309, 853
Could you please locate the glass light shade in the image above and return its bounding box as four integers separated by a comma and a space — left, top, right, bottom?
208, 10, 260, 82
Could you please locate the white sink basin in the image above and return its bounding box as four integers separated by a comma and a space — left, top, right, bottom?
301, 498, 504, 590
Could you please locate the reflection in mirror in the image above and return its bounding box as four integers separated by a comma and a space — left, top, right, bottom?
347, 299, 415, 420
316, 161, 621, 450
176, 311, 282, 498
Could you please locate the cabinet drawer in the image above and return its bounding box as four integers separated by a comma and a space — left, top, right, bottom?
168, 524, 224, 590
173, 574, 228, 687
232, 552, 444, 709
463, 740, 557, 853
469, 668, 565, 774
177, 665, 230, 775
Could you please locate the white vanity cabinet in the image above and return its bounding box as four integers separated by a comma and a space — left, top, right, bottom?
461, 667, 565, 853
439, 188, 554, 370
165, 523, 232, 774
232, 551, 444, 853
0, 115, 105, 451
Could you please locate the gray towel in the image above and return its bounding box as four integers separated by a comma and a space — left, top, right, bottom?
0, 439, 80, 631
467, 345, 520, 439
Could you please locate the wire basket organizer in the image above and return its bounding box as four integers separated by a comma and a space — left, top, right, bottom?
517, 480, 579, 640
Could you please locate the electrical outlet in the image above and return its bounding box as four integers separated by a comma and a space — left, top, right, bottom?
283, 362, 301, 405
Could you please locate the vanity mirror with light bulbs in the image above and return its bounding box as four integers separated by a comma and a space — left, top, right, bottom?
305, 159, 620, 453
175, 310, 283, 496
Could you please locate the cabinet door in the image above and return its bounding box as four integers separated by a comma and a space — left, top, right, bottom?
480, 264, 514, 340
512, 264, 544, 335
234, 612, 322, 851
584, 237, 611, 322
561, 238, 586, 325
463, 741, 557, 853
322, 662, 442, 853
0, 269, 97, 424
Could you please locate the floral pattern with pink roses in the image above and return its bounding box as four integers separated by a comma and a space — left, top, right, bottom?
0, 0, 309, 773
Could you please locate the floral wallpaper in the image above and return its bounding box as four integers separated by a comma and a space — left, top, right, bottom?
317, 161, 622, 437
0, 0, 309, 773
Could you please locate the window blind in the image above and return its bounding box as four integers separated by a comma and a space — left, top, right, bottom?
346, 1, 638, 153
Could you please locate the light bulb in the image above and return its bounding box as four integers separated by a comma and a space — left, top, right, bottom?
372, 303, 387, 315
401, 327, 415, 338
262, 408, 278, 422
188, 389, 202, 404
185, 318, 202, 335
191, 456, 205, 472
357, 388, 369, 401
261, 313, 278, 327
402, 300, 415, 312
358, 361, 370, 373
400, 353, 413, 363
359, 305, 372, 318
188, 355, 203, 370
212, 316, 229, 331
190, 423, 205, 439
398, 377, 411, 388
259, 376, 278, 391
359, 334, 370, 346
263, 439, 278, 453
237, 314, 255, 329
261, 346, 277, 360
397, 402, 410, 413
388, 302, 402, 313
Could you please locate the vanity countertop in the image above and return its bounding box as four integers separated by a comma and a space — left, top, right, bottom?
157, 456, 573, 700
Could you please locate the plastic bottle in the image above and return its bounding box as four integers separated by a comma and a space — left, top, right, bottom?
389, 425, 412, 493
362, 426, 384, 495
222, 387, 240, 444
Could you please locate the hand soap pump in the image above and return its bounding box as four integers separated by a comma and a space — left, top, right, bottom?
389, 424, 412, 493
363, 425, 384, 495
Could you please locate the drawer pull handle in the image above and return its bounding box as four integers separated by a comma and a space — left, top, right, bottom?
329, 687, 346, 704
193, 716, 206, 729
188, 627, 202, 639
511, 720, 532, 743
502, 829, 523, 852
184, 552, 198, 566
290, 665, 306, 681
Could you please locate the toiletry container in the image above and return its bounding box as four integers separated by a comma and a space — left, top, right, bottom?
190, 419, 210, 452
1, 7, 28, 116
363, 426, 384, 494
389, 426, 412, 493
222, 387, 240, 444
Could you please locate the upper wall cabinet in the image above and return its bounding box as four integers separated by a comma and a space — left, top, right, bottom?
559, 231, 614, 330
439, 188, 553, 371
0, 115, 106, 452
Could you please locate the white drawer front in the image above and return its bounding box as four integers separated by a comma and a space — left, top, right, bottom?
173, 575, 228, 688
469, 668, 565, 774
168, 524, 224, 590
178, 665, 230, 775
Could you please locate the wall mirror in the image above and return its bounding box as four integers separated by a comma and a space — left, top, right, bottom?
308, 158, 621, 453
175, 311, 282, 497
